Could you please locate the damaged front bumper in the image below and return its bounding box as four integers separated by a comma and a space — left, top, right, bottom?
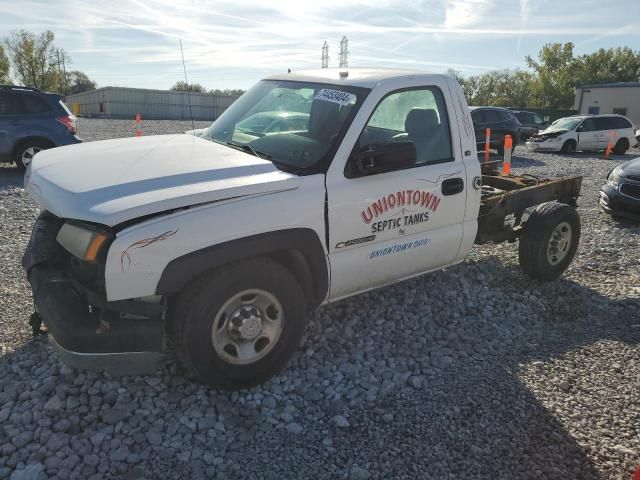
22, 212, 166, 374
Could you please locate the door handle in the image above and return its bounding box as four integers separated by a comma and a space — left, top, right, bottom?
442, 178, 464, 196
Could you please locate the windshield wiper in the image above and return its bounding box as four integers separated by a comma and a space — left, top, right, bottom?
226, 140, 271, 160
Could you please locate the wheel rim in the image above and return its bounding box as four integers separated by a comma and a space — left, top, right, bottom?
211, 289, 284, 365
547, 221, 572, 266
21, 146, 42, 166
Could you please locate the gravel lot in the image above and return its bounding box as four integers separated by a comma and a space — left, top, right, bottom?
1, 119, 639, 480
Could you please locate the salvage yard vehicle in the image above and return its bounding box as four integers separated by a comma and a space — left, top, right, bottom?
600, 156, 640, 221
0, 85, 81, 171
511, 110, 548, 140
470, 106, 522, 155
526, 114, 635, 154
22, 69, 583, 389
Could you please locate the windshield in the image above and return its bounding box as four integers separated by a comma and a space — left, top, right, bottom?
203, 80, 367, 171
550, 117, 582, 130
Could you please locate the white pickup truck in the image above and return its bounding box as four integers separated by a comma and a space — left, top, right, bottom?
22, 69, 583, 388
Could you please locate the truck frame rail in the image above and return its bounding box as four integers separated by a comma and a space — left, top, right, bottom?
476, 169, 583, 244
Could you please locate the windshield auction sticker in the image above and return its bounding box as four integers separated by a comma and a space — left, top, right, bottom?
314, 89, 355, 106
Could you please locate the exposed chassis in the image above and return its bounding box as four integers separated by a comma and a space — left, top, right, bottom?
475, 168, 583, 245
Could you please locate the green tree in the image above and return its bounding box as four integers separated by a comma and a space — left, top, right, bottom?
66, 70, 97, 94
574, 47, 640, 86
0, 45, 9, 84
4, 30, 67, 91
456, 69, 535, 108
211, 88, 245, 96
171, 80, 207, 93
526, 42, 576, 108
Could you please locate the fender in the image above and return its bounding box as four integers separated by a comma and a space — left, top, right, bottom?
156, 228, 329, 308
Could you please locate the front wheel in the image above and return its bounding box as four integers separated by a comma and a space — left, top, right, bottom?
518, 202, 581, 281
560, 140, 576, 154
169, 257, 308, 389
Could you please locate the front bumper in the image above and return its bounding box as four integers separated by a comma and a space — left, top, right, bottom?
22, 212, 166, 373
525, 139, 561, 152
599, 183, 640, 221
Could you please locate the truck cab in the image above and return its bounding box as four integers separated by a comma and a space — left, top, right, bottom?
22, 69, 581, 388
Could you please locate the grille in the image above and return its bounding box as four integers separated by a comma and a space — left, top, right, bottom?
626, 174, 640, 183
620, 183, 640, 200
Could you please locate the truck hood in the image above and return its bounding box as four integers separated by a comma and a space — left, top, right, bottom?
25, 134, 301, 227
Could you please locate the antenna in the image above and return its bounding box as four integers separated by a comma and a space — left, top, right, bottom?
321, 41, 329, 68
180, 40, 195, 133
338, 36, 349, 68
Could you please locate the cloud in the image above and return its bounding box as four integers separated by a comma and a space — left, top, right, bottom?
1, 0, 638, 89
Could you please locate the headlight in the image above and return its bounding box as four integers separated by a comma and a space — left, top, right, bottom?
607, 166, 623, 187
56, 222, 112, 262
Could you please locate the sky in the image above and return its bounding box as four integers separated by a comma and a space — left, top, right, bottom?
1, 0, 639, 90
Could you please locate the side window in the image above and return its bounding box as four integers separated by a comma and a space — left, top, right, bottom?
533, 114, 544, 124
355, 87, 453, 170
594, 117, 613, 131
580, 118, 596, 132
610, 116, 632, 129
497, 110, 512, 121
0, 94, 15, 115
471, 110, 484, 122
484, 109, 501, 123
21, 95, 51, 114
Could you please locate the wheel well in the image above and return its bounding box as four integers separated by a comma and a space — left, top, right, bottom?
616, 137, 629, 146
157, 229, 329, 309
12, 136, 55, 157
268, 250, 315, 307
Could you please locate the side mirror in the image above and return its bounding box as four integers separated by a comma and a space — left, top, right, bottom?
350, 141, 417, 176
576, 125, 584, 132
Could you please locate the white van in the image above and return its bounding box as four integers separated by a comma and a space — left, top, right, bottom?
526, 114, 635, 154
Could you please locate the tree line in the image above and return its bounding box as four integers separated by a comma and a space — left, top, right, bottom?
170, 81, 245, 97
450, 43, 640, 109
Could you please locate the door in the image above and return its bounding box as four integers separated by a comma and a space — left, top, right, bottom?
576, 118, 598, 150
594, 117, 615, 150
0, 93, 28, 161
326, 85, 467, 299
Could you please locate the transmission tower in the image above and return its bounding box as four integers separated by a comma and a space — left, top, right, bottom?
321, 41, 329, 68
338, 36, 349, 68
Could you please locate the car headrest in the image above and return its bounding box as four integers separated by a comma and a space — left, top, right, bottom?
405, 109, 440, 138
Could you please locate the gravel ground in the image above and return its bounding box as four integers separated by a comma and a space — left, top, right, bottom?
1, 119, 639, 480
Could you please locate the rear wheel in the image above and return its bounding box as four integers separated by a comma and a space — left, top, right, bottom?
519, 202, 581, 281
613, 138, 629, 155
560, 140, 576, 154
169, 257, 308, 389
15, 139, 52, 171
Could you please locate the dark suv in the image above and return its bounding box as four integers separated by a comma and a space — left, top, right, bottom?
470, 106, 522, 155
511, 110, 548, 140
0, 85, 81, 170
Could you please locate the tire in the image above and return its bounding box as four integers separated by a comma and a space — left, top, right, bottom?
169, 257, 308, 389
14, 139, 52, 171
613, 138, 629, 155
518, 202, 581, 282
560, 140, 576, 154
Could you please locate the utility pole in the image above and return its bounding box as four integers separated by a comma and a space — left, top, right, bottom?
321, 41, 329, 68
338, 36, 349, 68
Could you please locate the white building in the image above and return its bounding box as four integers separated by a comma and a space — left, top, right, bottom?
66, 87, 239, 121
574, 82, 640, 127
